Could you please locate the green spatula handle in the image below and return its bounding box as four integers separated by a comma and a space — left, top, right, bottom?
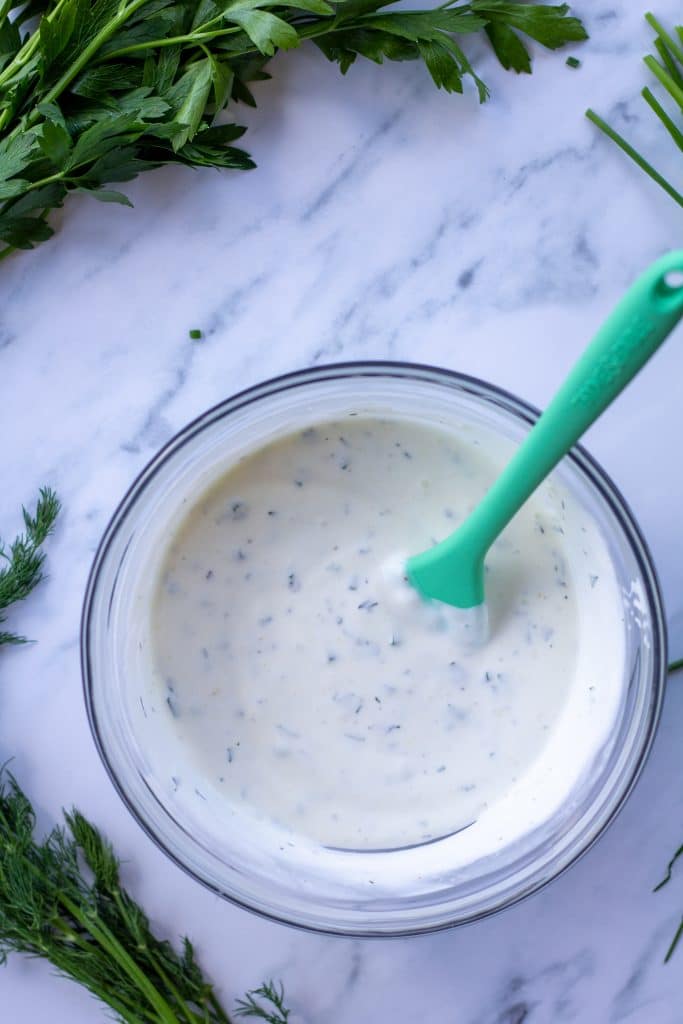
465, 252, 683, 551
409, 251, 683, 607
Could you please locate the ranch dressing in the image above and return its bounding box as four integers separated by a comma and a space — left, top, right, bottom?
149, 417, 625, 851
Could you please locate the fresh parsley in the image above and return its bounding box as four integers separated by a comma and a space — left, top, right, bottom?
0, 0, 586, 258
587, 13, 683, 209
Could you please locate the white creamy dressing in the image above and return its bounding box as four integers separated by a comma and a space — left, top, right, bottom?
148, 416, 625, 852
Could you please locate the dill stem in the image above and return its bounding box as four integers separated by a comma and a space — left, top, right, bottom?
49, 919, 151, 1024
59, 893, 182, 1024
111, 889, 212, 1024
208, 989, 233, 1024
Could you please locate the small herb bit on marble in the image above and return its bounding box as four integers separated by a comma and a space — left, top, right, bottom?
566, 55, 581, 67
189, 329, 203, 340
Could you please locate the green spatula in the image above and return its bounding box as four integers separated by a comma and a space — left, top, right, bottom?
406, 251, 683, 638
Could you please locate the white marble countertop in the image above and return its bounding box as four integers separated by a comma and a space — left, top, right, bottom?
3, 1, 683, 1020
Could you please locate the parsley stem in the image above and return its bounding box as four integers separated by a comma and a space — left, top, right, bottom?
0, 33, 39, 87
100, 6, 446, 62
29, 0, 153, 118
12, 170, 65, 192
0, 0, 70, 88
101, 24, 241, 58
669, 658, 683, 674
585, 108, 683, 208
100, 18, 342, 61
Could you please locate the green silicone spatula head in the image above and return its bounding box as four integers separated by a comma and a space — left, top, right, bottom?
406, 251, 683, 634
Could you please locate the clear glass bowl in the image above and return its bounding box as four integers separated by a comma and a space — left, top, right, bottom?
82, 363, 667, 936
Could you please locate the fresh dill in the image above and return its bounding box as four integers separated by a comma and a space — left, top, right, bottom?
0, 768, 290, 1023
0, 0, 586, 258
236, 981, 290, 1022
0, 487, 60, 646
587, 13, 683, 208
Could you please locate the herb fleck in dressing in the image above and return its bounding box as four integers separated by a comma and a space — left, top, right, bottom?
150, 417, 623, 850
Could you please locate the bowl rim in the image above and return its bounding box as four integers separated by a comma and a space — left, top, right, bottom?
81, 360, 668, 937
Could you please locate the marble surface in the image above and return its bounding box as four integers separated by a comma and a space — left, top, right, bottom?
3, 1, 683, 1020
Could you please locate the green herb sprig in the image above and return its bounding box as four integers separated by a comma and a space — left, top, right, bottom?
0, 0, 586, 258
0, 493, 286, 1021
236, 981, 290, 1022
0, 487, 60, 646
0, 768, 289, 1023
587, 13, 683, 208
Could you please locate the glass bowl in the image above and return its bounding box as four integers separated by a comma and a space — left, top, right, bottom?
81, 362, 667, 936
